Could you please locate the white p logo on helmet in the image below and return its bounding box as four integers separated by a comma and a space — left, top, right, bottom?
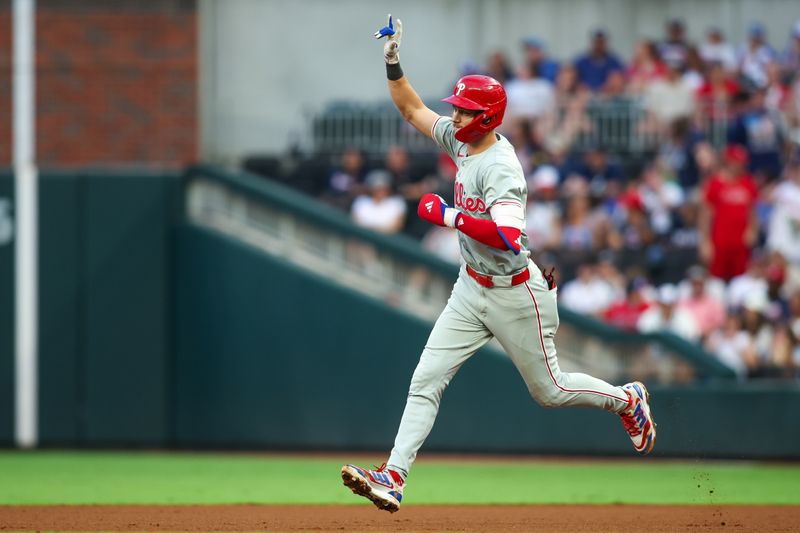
455, 83, 466, 95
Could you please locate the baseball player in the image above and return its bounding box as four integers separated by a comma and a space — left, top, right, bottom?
341, 15, 656, 513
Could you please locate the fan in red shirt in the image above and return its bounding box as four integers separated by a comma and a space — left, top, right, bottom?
700, 144, 759, 281
695, 61, 739, 122
604, 278, 652, 331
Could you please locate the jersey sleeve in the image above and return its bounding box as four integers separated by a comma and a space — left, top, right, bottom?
431, 116, 459, 160
483, 162, 527, 214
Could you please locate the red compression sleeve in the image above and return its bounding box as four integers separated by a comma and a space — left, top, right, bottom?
456, 213, 521, 254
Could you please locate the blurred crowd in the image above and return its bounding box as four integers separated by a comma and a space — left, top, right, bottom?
304, 19, 800, 379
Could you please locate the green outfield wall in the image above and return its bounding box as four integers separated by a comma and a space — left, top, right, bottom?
1, 168, 800, 458
0, 174, 14, 443
0, 171, 176, 446
171, 226, 800, 458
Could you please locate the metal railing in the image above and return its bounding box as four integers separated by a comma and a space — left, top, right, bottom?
185, 176, 456, 322
305, 98, 730, 155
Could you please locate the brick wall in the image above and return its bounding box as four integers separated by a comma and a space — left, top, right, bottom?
0, 0, 197, 168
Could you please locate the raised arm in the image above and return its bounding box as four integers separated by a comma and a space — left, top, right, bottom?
375, 15, 440, 138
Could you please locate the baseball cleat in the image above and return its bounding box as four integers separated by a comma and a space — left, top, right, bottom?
341, 463, 404, 513
619, 381, 657, 455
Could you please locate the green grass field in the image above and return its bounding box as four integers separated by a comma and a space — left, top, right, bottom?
0, 451, 798, 506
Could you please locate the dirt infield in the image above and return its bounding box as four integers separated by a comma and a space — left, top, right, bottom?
1, 504, 799, 532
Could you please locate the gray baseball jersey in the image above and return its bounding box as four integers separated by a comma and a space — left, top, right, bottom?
386, 115, 630, 477
432, 116, 530, 276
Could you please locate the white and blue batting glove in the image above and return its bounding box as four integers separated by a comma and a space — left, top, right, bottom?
374, 14, 402, 65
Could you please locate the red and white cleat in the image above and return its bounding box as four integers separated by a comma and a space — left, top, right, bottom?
341, 463, 404, 513
620, 381, 657, 455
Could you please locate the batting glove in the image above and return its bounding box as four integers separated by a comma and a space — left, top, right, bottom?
374, 14, 402, 65
418, 193, 461, 228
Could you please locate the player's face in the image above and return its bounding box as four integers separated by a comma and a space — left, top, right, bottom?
451, 106, 479, 130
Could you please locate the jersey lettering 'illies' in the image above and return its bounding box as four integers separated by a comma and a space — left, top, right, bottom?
432, 116, 529, 276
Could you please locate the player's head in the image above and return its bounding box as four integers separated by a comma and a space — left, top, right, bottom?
724, 144, 749, 171
442, 74, 506, 143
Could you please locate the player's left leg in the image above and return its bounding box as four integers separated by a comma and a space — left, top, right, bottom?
485, 264, 656, 454
487, 270, 629, 410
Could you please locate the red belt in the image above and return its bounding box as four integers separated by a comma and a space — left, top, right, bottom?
466, 264, 530, 288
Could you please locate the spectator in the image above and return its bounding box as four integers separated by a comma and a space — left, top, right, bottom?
508, 117, 541, 176
595, 252, 627, 300
727, 252, 769, 311
728, 88, 785, 181
767, 160, 800, 264
380, 145, 430, 238
642, 61, 695, 134
574, 29, 625, 93
616, 186, 656, 250
322, 147, 366, 211
521, 36, 560, 83
659, 18, 690, 70
682, 46, 706, 92
737, 22, 776, 90
763, 61, 791, 114
626, 39, 667, 95
671, 200, 701, 249
560, 263, 618, 316
740, 291, 777, 376
505, 63, 556, 122
567, 145, 625, 200
658, 117, 704, 191
604, 278, 652, 331
597, 70, 628, 103
770, 322, 798, 378
541, 63, 592, 155
380, 145, 415, 202
560, 193, 596, 251
764, 258, 791, 322
638, 283, 700, 342
789, 290, 800, 373
696, 60, 740, 123
789, 74, 800, 152
700, 145, 759, 281
779, 20, 800, 79
699, 27, 737, 73
485, 50, 515, 85
525, 165, 562, 251
677, 265, 727, 338
406, 153, 457, 240
638, 161, 685, 236
350, 170, 407, 234
429, 152, 458, 203
705, 313, 753, 379
693, 140, 721, 182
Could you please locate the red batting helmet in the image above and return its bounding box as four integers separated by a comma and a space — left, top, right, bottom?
442, 75, 507, 143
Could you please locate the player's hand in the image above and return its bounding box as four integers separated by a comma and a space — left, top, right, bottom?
374, 14, 402, 65
418, 193, 460, 228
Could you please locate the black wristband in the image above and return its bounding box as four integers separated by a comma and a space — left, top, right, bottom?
386, 62, 404, 81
